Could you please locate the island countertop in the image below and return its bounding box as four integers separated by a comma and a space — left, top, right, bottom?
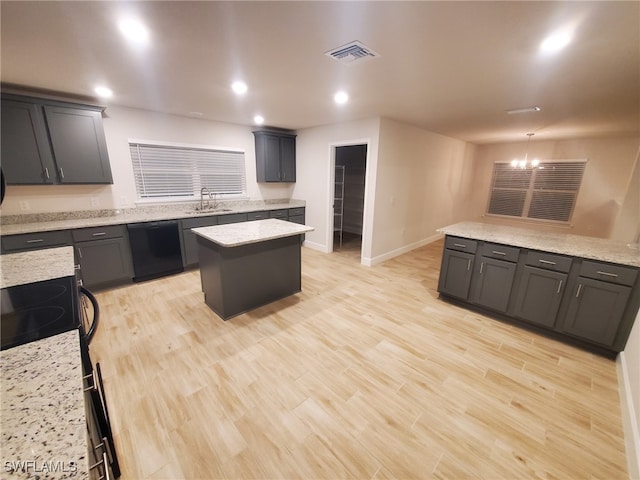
437, 221, 640, 268
0, 329, 88, 479
1, 246, 75, 289
193, 218, 314, 247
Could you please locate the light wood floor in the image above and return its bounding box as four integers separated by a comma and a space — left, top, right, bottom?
91, 239, 629, 479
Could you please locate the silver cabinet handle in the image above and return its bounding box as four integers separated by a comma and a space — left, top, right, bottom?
44, 167, 50, 179
492, 250, 507, 256
59, 167, 65, 179
26, 239, 44, 243
104, 451, 112, 480
596, 271, 619, 278
92, 232, 107, 236
78, 247, 83, 259
102, 436, 114, 464
480, 262, 484, 274
557, 279, 563, 294
454, 243, 467, 248
576, 284, 583, 298
539, 259, 556, 265
467, 259, 471, 271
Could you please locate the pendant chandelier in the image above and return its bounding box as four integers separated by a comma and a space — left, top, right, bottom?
511, 132, 540, 169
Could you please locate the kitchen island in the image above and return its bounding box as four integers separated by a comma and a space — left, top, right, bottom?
193, 218, 314, 320
436, 221, 640, 353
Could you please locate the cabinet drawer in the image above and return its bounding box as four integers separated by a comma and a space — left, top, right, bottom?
444, 236, 477, 253
217, 213, 247, 225
526, 251, 573, 273
181, 215, 218, 229
289, 207, 305, 216
72, 225, 126, 242
269, 209, 288, 219
579, 260, 638, 287
2, 230, 73, 252
247, 211, 269, 221
481, 242, 519, 262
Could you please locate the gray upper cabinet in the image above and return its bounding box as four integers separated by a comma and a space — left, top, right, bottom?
1, 99, 56, 184
0, 94, 113, 185
43, 105, 112, 184
254, 129, 296, 182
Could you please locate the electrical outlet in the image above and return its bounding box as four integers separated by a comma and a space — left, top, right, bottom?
18, 200, 30, 211
90, 197, 100, 207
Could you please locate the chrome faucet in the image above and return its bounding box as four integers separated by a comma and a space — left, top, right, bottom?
200, 187, 210, 210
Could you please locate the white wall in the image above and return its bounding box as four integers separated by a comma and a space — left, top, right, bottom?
294, 118, 380, 259
621, 314, 640, 480
470, 135, 640, 241
0, 105, 294, 215
370, 118, 476, 262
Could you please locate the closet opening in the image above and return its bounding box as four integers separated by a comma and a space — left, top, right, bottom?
332, 144, 367, 257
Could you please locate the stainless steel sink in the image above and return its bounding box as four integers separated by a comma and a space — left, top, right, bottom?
186, 208, 233, 215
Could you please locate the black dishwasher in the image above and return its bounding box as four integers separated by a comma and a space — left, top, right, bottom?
127, 220, 183, 282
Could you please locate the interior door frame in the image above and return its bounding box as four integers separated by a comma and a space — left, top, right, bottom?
328, 140, 370, 263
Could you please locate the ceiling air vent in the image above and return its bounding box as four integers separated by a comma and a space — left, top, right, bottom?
325, 41, 380, 66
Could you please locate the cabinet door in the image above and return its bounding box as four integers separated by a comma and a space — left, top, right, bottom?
76, 237, 133, 288
256, 134, 282, 182
44, 106, 113, 184
513, 266, 566, 327
1, 100, 56, 184
438, 249, 474, 300
563, 277, 631, 346
280, 135, 296, 182
472, 257, 517, 312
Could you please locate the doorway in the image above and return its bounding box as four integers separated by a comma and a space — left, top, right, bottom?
332, 144, 367, 257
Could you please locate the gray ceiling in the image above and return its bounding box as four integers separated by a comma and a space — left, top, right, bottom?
1, 1, 638, 144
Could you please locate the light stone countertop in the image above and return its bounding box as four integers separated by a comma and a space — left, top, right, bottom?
0, 329, 88, 479
193, 218, 314, 247
0, 199, 305, 236
438, 221, 640, 268
0, 246, 76, 289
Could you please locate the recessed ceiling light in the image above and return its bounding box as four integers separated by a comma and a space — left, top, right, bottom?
539, 31, 572, 54
254, 114, 265, 125
94, 86, 113, 98
506, 106, 541, 115
231, 81, 248, 95
334, 91, 349, 105
118, 18, 150, 46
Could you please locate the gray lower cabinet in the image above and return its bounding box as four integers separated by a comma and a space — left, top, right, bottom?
513, 266, 567, 327
181, 215, 219, 267
471, 256, 517, 312
562, 260, 638, 346
1, 229, 73, 253
218, 213, 248, 225
1, 95, 113, 185
438, 249, 475, 300
563, 277, 632, 346
437, 234, 640, 352
288, 207, 305, 225
73, 226, 133, 288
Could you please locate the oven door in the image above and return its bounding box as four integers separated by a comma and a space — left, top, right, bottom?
1, 275, 79, 350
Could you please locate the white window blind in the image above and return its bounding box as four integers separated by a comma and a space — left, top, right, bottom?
129, 142, 246, 200
487, 161, 586, 223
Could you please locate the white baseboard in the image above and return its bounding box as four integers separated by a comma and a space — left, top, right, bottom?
302, 240, 330, 254
618, 351, 640, 480
363, 233, 443, 266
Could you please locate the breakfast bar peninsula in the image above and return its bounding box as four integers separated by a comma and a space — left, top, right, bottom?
193, 219, 313, 320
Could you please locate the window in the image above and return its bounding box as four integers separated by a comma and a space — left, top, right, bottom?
487, 160, 586, 223
129, 141, 246, 200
